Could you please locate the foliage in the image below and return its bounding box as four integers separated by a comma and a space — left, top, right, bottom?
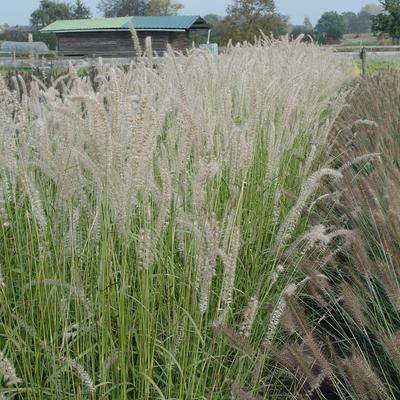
71, 0, 92, 19
30, 0, 91, 29
304, 16, 313, 31
97, 0, 183, 17
372, 0, 400, 44
147, 0, 183, 15
270, 72, 400, 400
30, 0, 72, 28
342, 10, 375, 33
220, 0, 288, 44
315, 11, 347, 44
98, 0, 148, 16
342, 11, 359, 33
216, 71, 400, 400
361, 3, 383, 16
0, 38, 348, 399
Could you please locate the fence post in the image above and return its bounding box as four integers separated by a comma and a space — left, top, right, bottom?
360, 46, 367, 76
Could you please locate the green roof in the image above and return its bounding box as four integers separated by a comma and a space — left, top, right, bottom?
40, 16, 209, 33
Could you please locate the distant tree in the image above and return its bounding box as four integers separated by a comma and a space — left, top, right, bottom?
372, 0, 400, 44
315, 11, 346, 43
97, 0, 149, 17
147, 0, 183, 15
357, 10, 375, 32
30, 0, 72, 28
341, 5, 382, 34
220, 0, 288, 44
341, 11, 358, 33
304, 16, 313, 31
72, 0, 92, 19
361, 3, 383, 16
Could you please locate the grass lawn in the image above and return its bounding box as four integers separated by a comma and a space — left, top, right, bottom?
353, 59, 400, 75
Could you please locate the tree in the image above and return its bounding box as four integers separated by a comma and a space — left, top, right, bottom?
30, 0, 91, 28
354, 10, 374, 32
97, 0, 149, 17
361, 3, 383, 16
341, 5, 383, 34
304, 16, 313, 31
147, 0, 183, 16
315, 11, 346, 44
30, 0, 72, 28
220, 0, 288, 44
72, 0, 92, 19
341, 11, 358, 33
372, 0, 400, 44
97, 0, 182, 17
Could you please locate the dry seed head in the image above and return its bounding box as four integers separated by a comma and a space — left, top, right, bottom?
240, 296, 259, 338
340, 282, 368, 327
276, 168, 343, 249
231, 382, 258, 400
63, 323, 80, 342
220, 227, 241, 307
344, 355, 387, 399
60, 355, 95, 394
271, 264, 284, 285
381, 334, 400, 366
137, 228, 155, 271
303, 333, 332, 375
171, 324, 185, 359
0, 352, 21, 386
262, 282, 301, 348
103, 351, 119, 377
339, 153, 381, 173
213, 324, 254, 357
352, 119, 379, 129
306, 371, 327, 398
0, 266, 5, 289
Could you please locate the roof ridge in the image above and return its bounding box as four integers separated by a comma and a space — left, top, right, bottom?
40, 15, 208, 33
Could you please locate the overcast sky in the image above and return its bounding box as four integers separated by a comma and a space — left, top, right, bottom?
4, 0, 379, 26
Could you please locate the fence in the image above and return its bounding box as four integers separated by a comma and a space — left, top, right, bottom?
1, 44, 400, 70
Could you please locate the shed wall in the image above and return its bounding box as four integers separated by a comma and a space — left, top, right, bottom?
56, 30, 189, 57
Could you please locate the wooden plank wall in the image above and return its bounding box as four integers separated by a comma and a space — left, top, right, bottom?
169, 32, 190, 54
57, 30, 190, 57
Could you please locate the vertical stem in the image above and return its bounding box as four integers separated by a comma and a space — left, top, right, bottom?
361, 46, 367, 77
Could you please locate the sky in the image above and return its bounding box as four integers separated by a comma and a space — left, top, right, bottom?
3, 0, 379, 26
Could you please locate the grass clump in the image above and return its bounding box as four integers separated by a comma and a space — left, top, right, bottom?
221, 71, 400, 400
0, 37, 350, 399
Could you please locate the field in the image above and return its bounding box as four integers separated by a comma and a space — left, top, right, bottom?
0, 37, 399, 399
358, 58, 400, 72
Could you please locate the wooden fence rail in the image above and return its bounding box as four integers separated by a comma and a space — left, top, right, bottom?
1, 45, 400, 70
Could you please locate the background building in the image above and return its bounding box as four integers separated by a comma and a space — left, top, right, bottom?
41, 15, 209, 57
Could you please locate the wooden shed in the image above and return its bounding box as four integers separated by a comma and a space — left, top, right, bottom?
40, 16, 209, 57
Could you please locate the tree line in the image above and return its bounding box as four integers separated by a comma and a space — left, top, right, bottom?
2, 0, 400, 49
28, 0, 185, 28
24, 0, 288, 47
292, 1, 400, 45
